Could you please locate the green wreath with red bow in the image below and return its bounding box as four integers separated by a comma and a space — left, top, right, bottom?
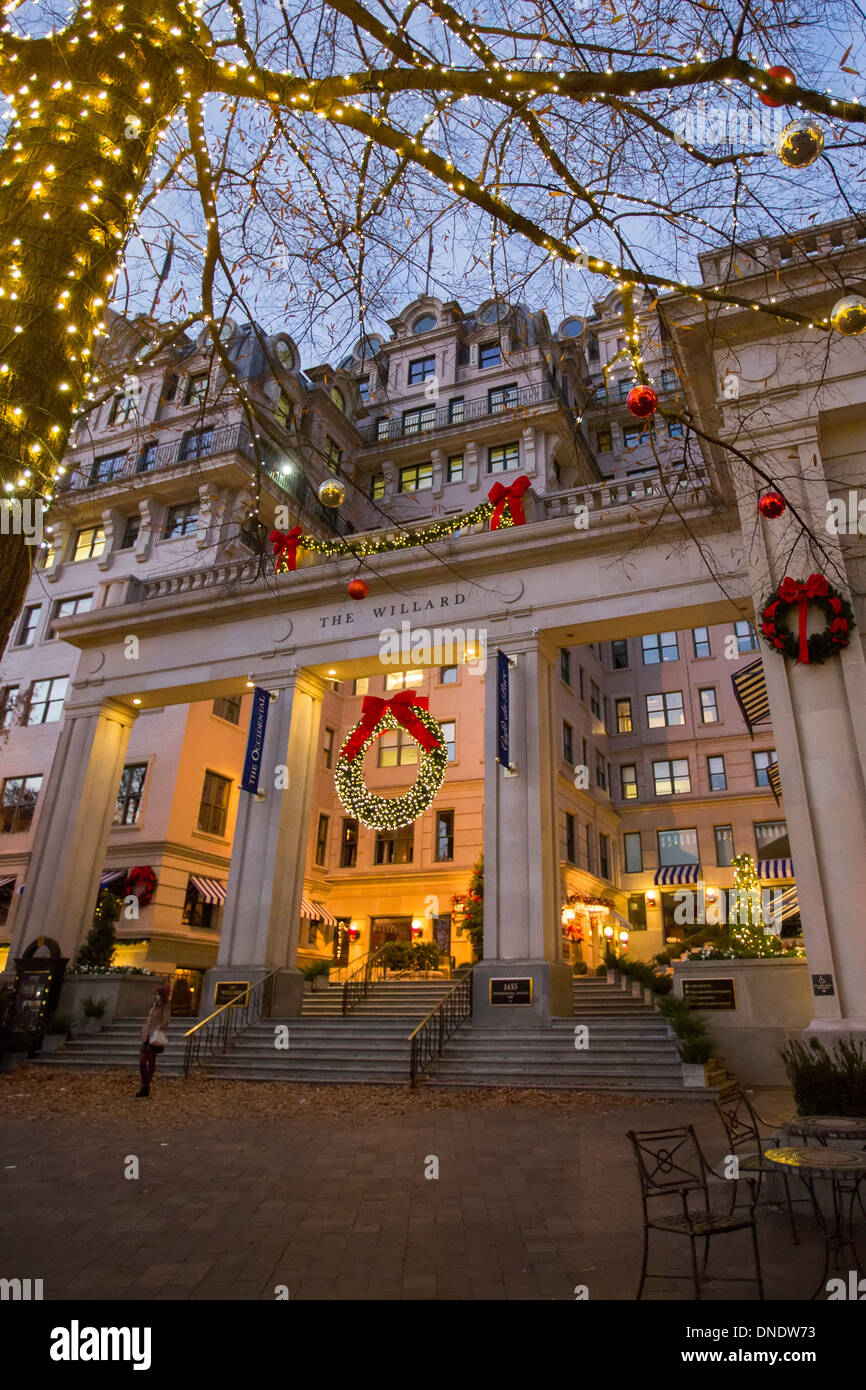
760, 573, 855, 665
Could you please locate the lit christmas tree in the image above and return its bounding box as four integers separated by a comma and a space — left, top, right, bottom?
727, 854, 783, 956
455, 856, 483, 961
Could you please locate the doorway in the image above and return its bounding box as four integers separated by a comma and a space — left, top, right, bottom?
371, 917, 412, 950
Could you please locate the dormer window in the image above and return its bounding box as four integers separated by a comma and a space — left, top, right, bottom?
184, 372, 208, 406
479, 342, 501, 369
412, 313, 437, 334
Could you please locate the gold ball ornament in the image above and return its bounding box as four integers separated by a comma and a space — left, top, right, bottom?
318, 477, 346, 508
775, 119, 823, 168
830, 295, 866, 337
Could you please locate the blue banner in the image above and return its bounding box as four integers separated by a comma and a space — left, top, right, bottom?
496, 649, 510, 767
241, 687, 270, 793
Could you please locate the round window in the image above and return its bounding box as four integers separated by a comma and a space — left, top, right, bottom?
412, 314, 437, 334
477, 302, 502, 325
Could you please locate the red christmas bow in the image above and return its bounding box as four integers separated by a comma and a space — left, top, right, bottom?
777, 573, 830, 664
488, 475, 531, 529
341, 690, 441, 763
269, 527, 303, 570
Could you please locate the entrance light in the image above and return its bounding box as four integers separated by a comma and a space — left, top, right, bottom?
603, 924, 614, 939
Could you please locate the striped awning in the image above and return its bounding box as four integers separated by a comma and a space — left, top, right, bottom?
300, 897, 321, 920
99, 868, 127, 888
767, 760, 782, 804
188, 875, 227, 904
654, 864, 701, 885
0, 875, 16, 891
313, 902, 337, 927
757, 858, 794, 881
778, 886, 800, 920
731, 658, 770, 734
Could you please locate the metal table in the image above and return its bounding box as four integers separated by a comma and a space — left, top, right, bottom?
765, 1146, 866, 1299
782, 1115, 866, 1146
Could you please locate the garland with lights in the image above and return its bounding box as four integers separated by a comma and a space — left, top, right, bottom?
334, 695, 448, 830
760, 573, 854, 665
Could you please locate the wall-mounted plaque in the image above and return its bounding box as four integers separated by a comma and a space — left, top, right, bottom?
811, 973, 835, 997
214, 981, 249, 1009
681, 977, 736, 1011
489, 977, 533, 1006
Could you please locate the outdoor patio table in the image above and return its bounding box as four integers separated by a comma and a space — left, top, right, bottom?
764, 1146, 866, 1299
782, 1116, 866, 1146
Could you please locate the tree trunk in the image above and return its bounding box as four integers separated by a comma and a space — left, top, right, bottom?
0, 2, 209, 652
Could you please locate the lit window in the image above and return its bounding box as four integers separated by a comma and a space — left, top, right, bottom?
620, 765, 638, 799
447, 454, 463, 482
385, 670, 424, 691
597, 429, 612, 453
399, 462, 433, 493
487, 441, 519, 474
352, 677, 369, 696
325, 437, 343, 470
370, 473, 385, 500
616, 699, 633, 734
378, 728, 418, 767
73, 526, 105, 561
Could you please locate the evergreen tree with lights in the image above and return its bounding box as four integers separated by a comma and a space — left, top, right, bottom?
459, 855, 483, 961
726, 854, 783, 956
75, 890, 121, 970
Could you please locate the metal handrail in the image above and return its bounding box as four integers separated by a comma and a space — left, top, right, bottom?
408, 969, 474, 1087
182, 968, 281, 1075
342, 945, 388, 1016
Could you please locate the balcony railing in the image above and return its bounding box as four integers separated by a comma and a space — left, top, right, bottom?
359, 380, 559, 444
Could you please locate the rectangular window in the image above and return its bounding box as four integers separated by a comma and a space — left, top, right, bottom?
667, 421, 684, 439
180, 428, 213, 461
590, 682, 601, 719
562, 721, 574, 765
212, 694, 242, 725
435, 809, 454, 862
611, 638, 629, 669
166, 502, 199, 538
624, 832, 643, 873
714, 824, 735, 867
752, 749, 777, 787
276, 391, 292, 427
358, 376, 370, 404
0, 685, 20, 731
487, 442, 519, 474
374, 824, 414, 864
322, 727, 335, 769
181, 881, 217, 931
109, 394, 136, 426
578, 667, 585, 701
114, 762, 147, 826
440, 665, 458, 685
402, 406, 436, 436
16, 605, 41, 646
488, 383, 518, 413
755, 819, 788, 859
661, 368, 678, 393
628, 893, 647, 931
642, 631, 679, 664
593, 384, 607, 404
585, 824, 595, 875
479, 341, 501, 368
653, 758, 690, 796
315, 813, 329, 867
352, 677, 369, 696
325, 437, 343, 470
581, 737, 588, 769
399, 462, 433, 492
448, 397, 464, 424
560, 649, 571, 685
385, 669, 424, 692
73, 526, 106, 561
136, 441, 158, 473
48, 593, 92, 638
645, 691, 685, 728
616, 698, 633, 734
657, 827, 699, 866
707, 755, 727, 791
407, 355, 436, 384
120, 514, 141, 550
692, 627, 711, 658
340, 817, 358, 868
735, 619, 759, 652
439, 720, 456, 762
599, 833, 610, 880
90, 451, 126, 485
446, 454, 463, 483
699, 688, 719, 724
26, 676, 68, 725
565, 812, 576, 864
597, 429, 612, 453
620, 765, 638, 800
376, 419, 391, 442
370, 473, 385, 500
0, 774, 42, 833
197, 770, 231, 837
184, 371, 209, 405
378, 728, 419, 767
617, 378, 633, 402
623, 424, 651, 448
595, 750, 607, 790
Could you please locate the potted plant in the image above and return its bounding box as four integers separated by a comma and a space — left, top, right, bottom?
300, 960, 331, 993
781, 1035, 866, 1116
41, 1013, 74, 1053
80, 996, 108, 1033
659, 995, 716, 1086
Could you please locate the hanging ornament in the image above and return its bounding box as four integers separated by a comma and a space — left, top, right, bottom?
760, 573, 855, 665
775, 119, 823, 168
758, 489, 787, 520
830, 294, 866, 337
626, 385, 658, 418
318, 477, 346, 508
335, 693, 448, 829
347, 577, 369, 600
759, 66, 796, 108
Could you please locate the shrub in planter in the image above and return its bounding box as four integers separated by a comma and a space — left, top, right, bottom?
658, 994, 715, 1063
408, 942, 440, 972
573, 961, 588, 976
82, 996, 108, 1019
781, 1036, 866, 1116
300, 960, 331, 991
46, 1012, 74, 1036
381, 941, 412, 972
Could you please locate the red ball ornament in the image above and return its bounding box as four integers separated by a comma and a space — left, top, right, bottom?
758, 489, 787, 520
759, 66, 795, 108
347, 578, 369, 600
626, 385, 658, 419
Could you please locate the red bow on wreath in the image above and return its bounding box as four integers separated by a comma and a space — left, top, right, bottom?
488, 475, 531, 529
269, 527, 303, 570
341, 690, 441, 762
777, 573, 830, 664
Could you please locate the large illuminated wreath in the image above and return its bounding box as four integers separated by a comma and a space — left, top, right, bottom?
335, 690, 448, 829
760, 573, 855, 665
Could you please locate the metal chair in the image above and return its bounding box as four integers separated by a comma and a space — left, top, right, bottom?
628, 1125, 764, 1300
715, 1086, 804, 1243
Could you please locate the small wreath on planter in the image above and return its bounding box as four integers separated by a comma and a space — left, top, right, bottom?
125, 865, 156, 908
335, 696, 448, 830
760, 573, 855, 665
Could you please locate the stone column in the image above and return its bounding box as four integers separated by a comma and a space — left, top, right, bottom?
203, 669, 325, 1017
474, 632, 573, 1025
4, 697, 136, 967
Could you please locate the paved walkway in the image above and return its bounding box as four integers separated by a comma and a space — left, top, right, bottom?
0, 1075, 852, 1300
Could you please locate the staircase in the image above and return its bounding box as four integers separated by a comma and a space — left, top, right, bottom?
421, 977, 696, 1094
33, 1017, 190, 1077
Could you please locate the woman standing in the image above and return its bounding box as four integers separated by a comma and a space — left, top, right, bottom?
137, 983, 171, 1097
